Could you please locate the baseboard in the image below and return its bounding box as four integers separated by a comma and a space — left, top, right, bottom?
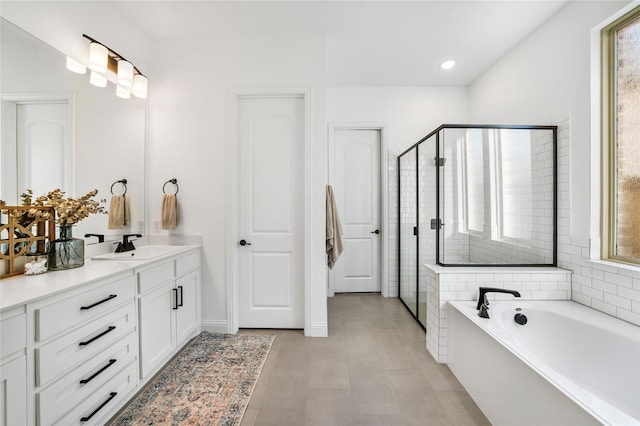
201, 320, 229, 334
308, 322, 328, 337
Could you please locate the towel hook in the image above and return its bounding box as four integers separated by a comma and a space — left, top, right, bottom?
110, 179, 127, 195
163, 178, 179, 195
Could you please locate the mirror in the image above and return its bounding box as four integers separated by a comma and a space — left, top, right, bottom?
0, 18, 146, 242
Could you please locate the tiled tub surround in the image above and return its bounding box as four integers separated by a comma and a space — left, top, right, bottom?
424, 265, 572, 363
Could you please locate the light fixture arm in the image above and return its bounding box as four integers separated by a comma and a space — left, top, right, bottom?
82, 34, 146, 78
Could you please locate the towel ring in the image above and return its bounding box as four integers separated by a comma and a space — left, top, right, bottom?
163, 178, 179, 195
110, 179, 128, 195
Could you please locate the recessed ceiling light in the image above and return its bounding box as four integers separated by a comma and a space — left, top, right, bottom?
440, 60, 456, 70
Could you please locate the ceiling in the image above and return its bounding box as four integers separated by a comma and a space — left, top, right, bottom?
113, 1, 570, 86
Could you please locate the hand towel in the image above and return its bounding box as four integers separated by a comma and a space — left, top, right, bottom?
108, 195, 125, 229
161, 194, 177, 230
326, 185, 344, 269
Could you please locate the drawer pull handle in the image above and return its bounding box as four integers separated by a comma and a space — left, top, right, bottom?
80, 392, 118, 422
79, 326, 116, 346
178, 286, 184, 307
79, 359, 117, 384
81, 294, 117, 310
172, 288, 179, 310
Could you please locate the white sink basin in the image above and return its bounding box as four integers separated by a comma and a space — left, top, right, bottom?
92, 245, 185, 261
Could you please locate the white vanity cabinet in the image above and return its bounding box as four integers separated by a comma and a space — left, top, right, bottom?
0, 244, 201, 425
138, 249, 200, 378
1, 306, 28, 426
29, 271, 139, 426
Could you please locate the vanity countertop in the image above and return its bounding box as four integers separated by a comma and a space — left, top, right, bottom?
0, 245, 200, 311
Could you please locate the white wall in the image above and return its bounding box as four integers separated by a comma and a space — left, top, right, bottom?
326, 87, 469, 155
146, 35, 328, 334
469, 0, 639, 326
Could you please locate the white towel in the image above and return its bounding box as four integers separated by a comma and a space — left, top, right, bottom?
326, 185, 343, 269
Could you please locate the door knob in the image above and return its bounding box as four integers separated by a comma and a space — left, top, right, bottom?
239, 239, 252, 246
371, 229, 380, 234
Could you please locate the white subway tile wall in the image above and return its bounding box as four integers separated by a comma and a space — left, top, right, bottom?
554, 118, 640, 326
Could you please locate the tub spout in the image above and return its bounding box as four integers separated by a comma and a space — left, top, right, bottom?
477, 287, 521, 318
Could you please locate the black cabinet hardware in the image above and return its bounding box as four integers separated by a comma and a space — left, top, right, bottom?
79, 326, 116, 346
79, 359, 117, 384
173, 288, 178, 310
80, 392, 117, 422
178, 286, 184, 307
80, 294, 117, 310
239, 239, 251, 246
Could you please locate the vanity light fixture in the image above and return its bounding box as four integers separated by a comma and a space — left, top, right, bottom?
117, 59, 134, 88
66, 57, 86, 74
89, 42, 108, 73
132, 74, 148, 98
440, 60, 456, 70
116, 85, 131, 99
89, 70, 107, 87
67, 34, 148, 99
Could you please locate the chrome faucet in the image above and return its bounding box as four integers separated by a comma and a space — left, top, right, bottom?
115, 234, 142, 253
477, 287, 521, 318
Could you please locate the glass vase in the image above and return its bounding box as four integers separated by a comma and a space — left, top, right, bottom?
48, 225, 84, 270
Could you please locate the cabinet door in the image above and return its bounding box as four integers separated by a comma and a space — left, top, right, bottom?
0, 355, 27, 426
138, 282, 176, 378
175, 271, 200, 345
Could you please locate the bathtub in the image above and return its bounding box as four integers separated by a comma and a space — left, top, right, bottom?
447, 300, 640, 426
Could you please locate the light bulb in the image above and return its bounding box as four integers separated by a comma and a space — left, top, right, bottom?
117, 60, 134, 88
66, 57, 86, 74
440, 60, 456, 70
89, 42, 108, 73
132, 74, 148, 98
116, 85, 131, 99
89, 71, 107, 87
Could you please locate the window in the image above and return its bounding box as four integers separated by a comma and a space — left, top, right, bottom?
602, 7, 640, 265
497, 129, 533, 243
465, 129, 485, 233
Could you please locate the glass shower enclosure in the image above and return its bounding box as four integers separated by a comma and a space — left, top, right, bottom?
398, 125, 557, 326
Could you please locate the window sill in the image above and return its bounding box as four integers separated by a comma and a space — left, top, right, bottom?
588, 258, 640, 274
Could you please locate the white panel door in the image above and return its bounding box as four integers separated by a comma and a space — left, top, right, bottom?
238, 96, 304, 328
331, 129, 381, 293
16, 102, 71, 196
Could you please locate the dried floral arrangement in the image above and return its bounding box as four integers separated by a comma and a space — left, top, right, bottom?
1, 188, 107, 225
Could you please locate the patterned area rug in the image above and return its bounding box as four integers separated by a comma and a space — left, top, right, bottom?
108, 332, 275, 426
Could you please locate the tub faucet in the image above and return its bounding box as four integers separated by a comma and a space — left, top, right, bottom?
477, 287, 521, 319
115, 234, 142, 253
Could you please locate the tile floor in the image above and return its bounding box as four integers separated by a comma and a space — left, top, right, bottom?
240, 293, 490, 426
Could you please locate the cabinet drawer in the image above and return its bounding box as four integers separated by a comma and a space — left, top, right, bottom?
1, 307, 26, 360
38, 333, 137, 426
50, 358, 138, 426
35, 274, 134, 342
176, 251, 200, 277
36, 302, 136, 387
138, 260, 174, 294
